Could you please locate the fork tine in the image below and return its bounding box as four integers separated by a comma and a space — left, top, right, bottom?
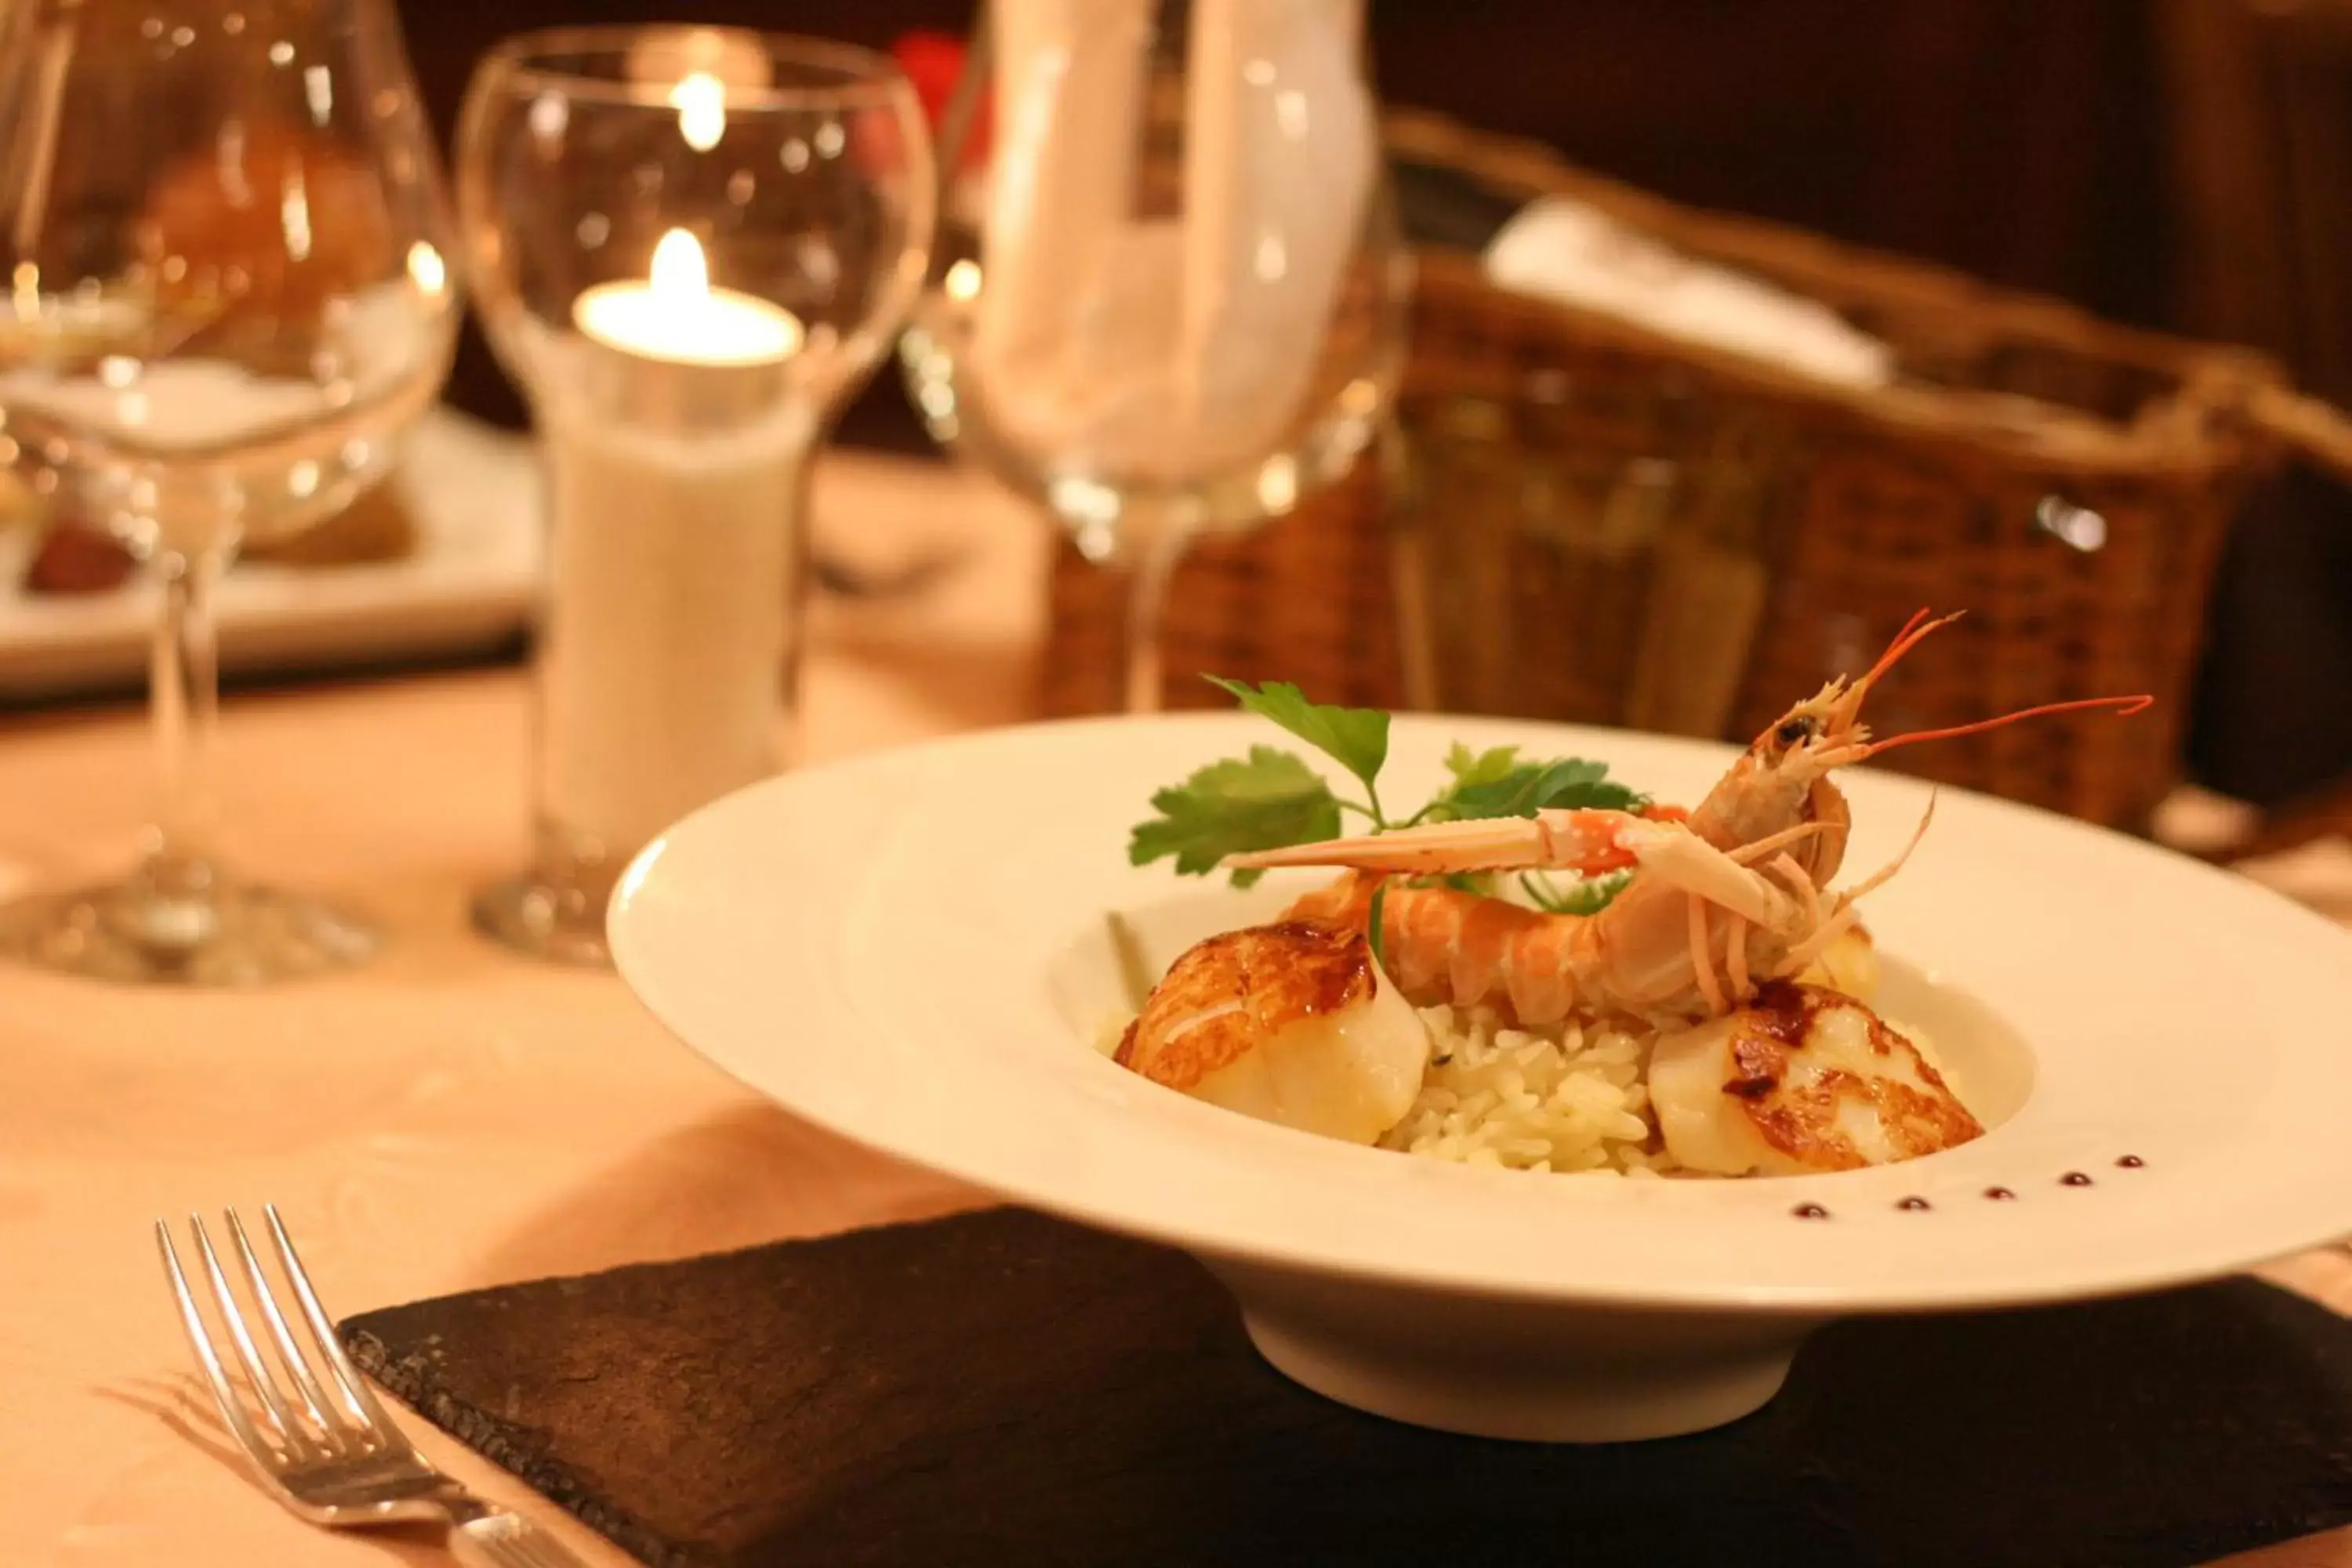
155, 1220, 282, 1473
189, 1215, 324, 1462
223, 1208, 361, 1454
260, 1203, 406, 1444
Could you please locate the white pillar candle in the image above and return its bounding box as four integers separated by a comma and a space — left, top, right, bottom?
534, 229, 811, 866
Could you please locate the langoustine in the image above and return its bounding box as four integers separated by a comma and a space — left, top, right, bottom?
1232, 611, 2148, 1027
1113, 610, 2143, 1174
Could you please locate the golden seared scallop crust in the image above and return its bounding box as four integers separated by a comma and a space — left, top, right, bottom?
1115, 920, 1374, 1093
1726, 982, 1982, 1171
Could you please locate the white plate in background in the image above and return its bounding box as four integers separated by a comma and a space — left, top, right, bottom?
0, 408, 539, 702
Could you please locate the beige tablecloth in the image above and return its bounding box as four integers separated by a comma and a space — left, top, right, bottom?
2, 448, 2348, 1567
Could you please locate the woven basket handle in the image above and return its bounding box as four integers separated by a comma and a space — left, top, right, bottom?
2247, 383, 2352, 485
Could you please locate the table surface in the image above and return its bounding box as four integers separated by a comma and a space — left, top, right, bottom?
3, 446, 2349, 1568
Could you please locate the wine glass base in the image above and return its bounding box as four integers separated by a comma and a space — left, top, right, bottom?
0, 879, 380, 986
470, 874, 612, 967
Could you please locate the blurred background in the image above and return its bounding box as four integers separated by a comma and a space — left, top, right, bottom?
417, 0, 2188, 437
387, 0, 2352, 818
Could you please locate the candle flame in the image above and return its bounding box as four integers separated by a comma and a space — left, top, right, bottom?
648, 228, 711, 303
670, 70, 727, 153
575, 226, 801, 364
405, 240, 447, 296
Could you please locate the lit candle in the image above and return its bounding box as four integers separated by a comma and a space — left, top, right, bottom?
531, 227, 817, 900
572, 228, 801, 365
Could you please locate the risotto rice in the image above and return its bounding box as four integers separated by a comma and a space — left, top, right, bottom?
1380, 1007, 1677, 1176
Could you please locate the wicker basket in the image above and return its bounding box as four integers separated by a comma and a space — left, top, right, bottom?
1040, 111, 2352, 829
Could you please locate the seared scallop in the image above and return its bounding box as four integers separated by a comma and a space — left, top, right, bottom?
1116, 920, 1430, 1143
1795, 920, 1879, 1003
1648, 981, 1982, 1175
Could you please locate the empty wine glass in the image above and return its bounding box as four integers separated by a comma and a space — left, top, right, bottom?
900, 0, 1411, 711
0, 0, 459, 984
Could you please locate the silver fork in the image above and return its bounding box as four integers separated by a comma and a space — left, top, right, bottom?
156, 1204, 591, 1568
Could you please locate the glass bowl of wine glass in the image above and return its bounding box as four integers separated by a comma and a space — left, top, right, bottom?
898, 0, 1413, 712
0, 0, 459, 984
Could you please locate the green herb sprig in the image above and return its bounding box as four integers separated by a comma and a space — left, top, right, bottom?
1127, 677, 1650, 916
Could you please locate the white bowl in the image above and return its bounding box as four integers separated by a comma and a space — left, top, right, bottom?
608, 713, 2352, 1442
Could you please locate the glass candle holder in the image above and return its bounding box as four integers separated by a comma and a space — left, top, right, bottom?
458, 27, 935, 964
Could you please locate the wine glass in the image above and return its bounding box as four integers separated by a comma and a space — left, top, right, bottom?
456, 27, 935, 964
0, 0, 459, 984
899, 0, 1412, 712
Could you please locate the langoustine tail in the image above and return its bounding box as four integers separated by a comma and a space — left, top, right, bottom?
1283, 873, 1569, 1023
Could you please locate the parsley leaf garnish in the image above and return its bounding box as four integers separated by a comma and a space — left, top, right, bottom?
1203, 677, 1390, 808
1127, 745, 1341, 889
1426, 755, 1647, 822
1130, 677, 1653, 896
1441, 742, 1525, 791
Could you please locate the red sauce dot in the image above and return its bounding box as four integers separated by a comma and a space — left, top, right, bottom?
1896, 1196, 1932, 1211
1984, 1186, 2016, 1201
1791, 1203, 1831, 1221
2116, 1155, 2145, 1169
2060, 1171, 2094, 1187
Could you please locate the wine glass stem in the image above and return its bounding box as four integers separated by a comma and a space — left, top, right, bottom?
149, 546, 224, 884
1122, 524, 1189, 715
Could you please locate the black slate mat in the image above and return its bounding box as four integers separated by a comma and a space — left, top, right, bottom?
342, 1207, 2352, 1568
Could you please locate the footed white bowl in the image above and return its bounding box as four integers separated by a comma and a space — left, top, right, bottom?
608, 713, 2352, 1441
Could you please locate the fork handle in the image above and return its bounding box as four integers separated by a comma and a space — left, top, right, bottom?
449, 1510, 596, 1567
